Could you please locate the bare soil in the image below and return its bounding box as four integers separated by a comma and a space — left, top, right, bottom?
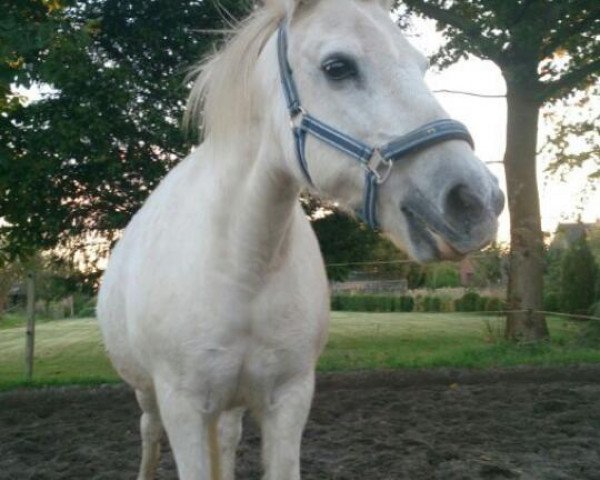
1, 365, 600, 479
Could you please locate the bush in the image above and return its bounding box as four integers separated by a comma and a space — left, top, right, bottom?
455, 291, 482, 312
394, 296, 414, 312
484, 297, 505, 312
543, 292, 560, 312
331, 293, 507, 314
440, 296, 455, 312
423, 296, 442, 312
424, 263, 460, 289
331, 294, 416, 312
560, 236, 598, 314
330, 295, 341, 311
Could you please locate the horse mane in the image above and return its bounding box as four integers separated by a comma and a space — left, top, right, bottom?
183, 7, 285, 142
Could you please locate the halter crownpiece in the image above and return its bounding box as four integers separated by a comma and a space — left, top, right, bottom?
277, 24, 474, 230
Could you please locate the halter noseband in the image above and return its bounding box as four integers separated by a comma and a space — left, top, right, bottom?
277, 24, 475, 230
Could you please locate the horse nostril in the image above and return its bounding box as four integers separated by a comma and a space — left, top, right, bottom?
444, 184, 486, 231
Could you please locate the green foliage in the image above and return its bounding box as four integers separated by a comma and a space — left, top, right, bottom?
311, 208, 425, 283
332, 293, 504, 313
331, 294, 416, 312
543, 87, 600, 179
455, 291, 482, 312
560, 236, 599, 313
424, 262, 460, 289
0, 257, 23, 316
544, 246, 564, 300
397, 295, 415, 312
74, 294, 96, 318
588, 226, 600, 266
385, 291, 505, 315
484, 296, 505, 313
1, 0, 253, 259
401, 1, 600, 101
424, 295, 442, 312
312, 212, 380, 281
472, 243, 506, 287
543, 292, 560, 312
331, 294, 397, 313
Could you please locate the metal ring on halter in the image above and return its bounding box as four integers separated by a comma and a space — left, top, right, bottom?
366, 149, 393, 184
289, 106, 306, 130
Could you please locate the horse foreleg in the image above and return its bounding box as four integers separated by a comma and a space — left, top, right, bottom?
135, 389, 163, 480
260, 373, 315, 480
155, 382, 215, 480
218, 407, 245, 480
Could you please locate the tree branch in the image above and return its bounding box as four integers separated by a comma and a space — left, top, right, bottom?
541, 13, 600, 59
402, 0, 501, 61
541, 57, 600, 101
433, 89, 505, 99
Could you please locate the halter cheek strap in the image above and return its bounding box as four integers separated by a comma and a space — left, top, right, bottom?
277, 25, 474, 230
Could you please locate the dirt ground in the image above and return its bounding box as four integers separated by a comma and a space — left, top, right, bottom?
1, 365, 599, 479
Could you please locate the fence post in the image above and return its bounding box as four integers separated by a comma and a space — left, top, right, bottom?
25, 270, 36, 382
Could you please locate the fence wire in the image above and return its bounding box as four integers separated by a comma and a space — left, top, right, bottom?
441, 310, 600, 323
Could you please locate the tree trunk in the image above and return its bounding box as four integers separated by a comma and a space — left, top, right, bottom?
502, 80, 549, 341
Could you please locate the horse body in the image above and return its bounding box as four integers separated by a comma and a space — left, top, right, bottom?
99, 140, 328, 396
98, 0, 504, 478
98, 135, 329, 478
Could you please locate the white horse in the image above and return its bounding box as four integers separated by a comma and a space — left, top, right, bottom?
97, 0, 504, 479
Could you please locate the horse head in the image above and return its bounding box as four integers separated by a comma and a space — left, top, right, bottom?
263, 0, 504, 262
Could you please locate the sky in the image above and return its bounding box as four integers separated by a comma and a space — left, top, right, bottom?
405, 16, 600, 243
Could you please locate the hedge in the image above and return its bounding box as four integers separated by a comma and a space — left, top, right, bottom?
331, 293, 506, 313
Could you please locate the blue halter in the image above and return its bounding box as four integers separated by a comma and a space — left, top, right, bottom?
277, 25, 475, 230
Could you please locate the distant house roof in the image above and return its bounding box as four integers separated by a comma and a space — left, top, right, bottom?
552, 220, 600, 249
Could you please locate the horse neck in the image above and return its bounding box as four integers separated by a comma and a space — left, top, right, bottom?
204, 127, 301, 282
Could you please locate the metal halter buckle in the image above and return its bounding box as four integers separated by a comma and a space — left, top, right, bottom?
289, 106, 306, 130
366, 148, 393, 184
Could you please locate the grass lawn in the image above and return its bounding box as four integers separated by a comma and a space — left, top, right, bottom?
1, 312, 599, 390
320, 312, 600, 370
0, 317, 117, 390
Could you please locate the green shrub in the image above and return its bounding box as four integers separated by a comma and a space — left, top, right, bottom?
343, 295, 360, 312
331, 294, 419, 313
395, 296, 414, 312
543, 292, 560, 312
423, 296, 442, 312
331, 294, 399, 312
424, 263, 460, 289
455, 291, 482, 312
560, 236, 598, 314
484, 297, 505, 312
364, 295, 380, 312
330, 295, 341, 311
411, 295, 446, 312
476, 295, 488, 312
439, 296, 455, 312
75, 296, 96, 318
422, 296, 432, 312
414, 295, 424, 312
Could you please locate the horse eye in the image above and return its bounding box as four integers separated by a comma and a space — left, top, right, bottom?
321, 56, 358, 81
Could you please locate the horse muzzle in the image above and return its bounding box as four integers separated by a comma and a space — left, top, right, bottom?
402, 181, 504, 261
